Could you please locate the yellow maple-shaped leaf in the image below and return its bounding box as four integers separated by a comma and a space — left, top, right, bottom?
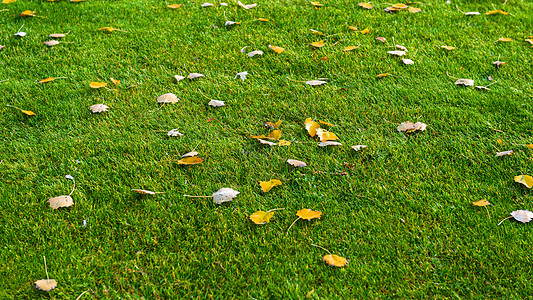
267, 129, 282, 140
392, 3, 407, 9
110, 78, 120, 85
442, 45, 455, 50
269, 45, 285, 54
498, 37, 513, 42
89, 82, 107, 89
360, 28, 370, 34
305, 118, 320, 137
177, 156, 204, 165
473, 199, 491, 207
19, 10, 35, 17
167, 4, 182, 9
257, 18, 269, 22
323, 254, 348, 267
514, 175, 533, 188
343, 46, 359, 51
250, 211, 275, 224
2, 0, 16, 3
259, 179, 282, 192
297, 208, 322, 220
21, 110, 36, 116
311, 40, 325, 48
278, 140, 291, 146
408, 7, 421, 13
358, 2, 372, 9
376, 73, 389, 78
310, 1, 323, 6
348, 25, 358, 31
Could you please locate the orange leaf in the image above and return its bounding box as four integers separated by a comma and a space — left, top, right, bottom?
90, 82, 107, 89
498, 37, 513, 42
472, 199, 491, 207
167, 4, 182, 8
358, 2, 372, 9
269, 45, 285, 53
38, 77, 56, 83
376, 73, 389, 78
323, 254, 348, 267
259, 179, 282, 192
251, 134, 267, 139
257, 18, 269, 22
177, 156, 204, 165
249, 211, 275, 224
110, 78, 121, 85
297, 208, 322, 220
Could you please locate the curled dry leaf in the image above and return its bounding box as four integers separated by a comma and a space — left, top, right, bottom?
472, 199, 490, 207
48, 195, 74, 209
35, 279, 57, 291
208, 99, 225, 107
220, 2, 228, 6
514, 175, 533, 188
237, 1, 257, 9
402, 58, 414, 65
511, 210, 533, 223
187, 73, 204, 79
305, 80, 327, 86
441, 45, 455, 51
455, 79, 474, 86
249, 211, 275, 225
174, 75, 185, 82
311, 40, 325, 48
260, 179, 282, 192
395, 45, 408, 52
167, 129, 184, 137
201, 2, 213, 7
157, 93, 179, 104
269, 45, 285, 53
297, 208, 322, 220
319, 141, 342, 147
323, 254, 348, 267
496, 150, 513, 157
247, 50, 263, 57
397, 121, 415, 132
287, 159, 307, 167
212, 188, 239, 204
89, 103, 109, 113
318, 120, 334, 127
44, 40, 60, 47
177, 156, 204, 165
352, 145, 367, 151
358, 2, 372, 9
376, 37, 386, 43
414, 122, 427, 131
347, 25, 358, 31
305, 118, 320, 137
387, 50, 406, 57
132, 189, 156, 195
89, 82, 107, 89
21, 110, 36, 116
235, 71, 248, 81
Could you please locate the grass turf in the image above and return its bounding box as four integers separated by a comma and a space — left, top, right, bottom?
1, 0, 533, 298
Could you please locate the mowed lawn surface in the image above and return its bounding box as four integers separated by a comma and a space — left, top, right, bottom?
1, 0, 533, 298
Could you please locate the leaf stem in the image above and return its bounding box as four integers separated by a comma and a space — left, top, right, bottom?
183, 195, 212, 198
446, 71, 459, 80
0, 79, 9, 83
455, 4, 465, 14
6, 104, 22, 111
75, 290, 89, 300
286, 77, 306, 83
497, 216, 512, 226
43, 256, 49, 280
267, 208, 285, 213
311, 243, 331, 254
286, 217, 301, 234
68, 178, 76, 196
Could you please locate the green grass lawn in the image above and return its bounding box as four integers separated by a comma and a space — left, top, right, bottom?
1, 0, 533, 298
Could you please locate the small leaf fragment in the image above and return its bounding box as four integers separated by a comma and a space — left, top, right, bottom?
187, 73, 205, 79
132, 189, 156, 195
167, 4, 182, 9
201, 2, 213, 7
310, 1, 323, 7
360, 28, 370, 34
167, 129, 184, 137
265, 120, 282, 129
268, 45, 285, 54
397, 121, 415, 132
388, 50, 406, 56
43, 40, 60, 47
402, 58, 414, 65
323, 254, 348, 267
441, 45, 455, 51
259, 179, 282, 192
177, 156, 204, 165
498, 37, 513, 42
473, 199, 491, 207
465, 11, 480, 15
348, 25, 358, 31
235, 71, 248, 81
48, 195, 73, 209
267, 129, 282, 140
225, 21, 240, 27
21, 109, 36, 116
20, 10, 36, 17
278, 140, 291, 146
258, 139, 278, 146
352, 145, 367, 151
182, 151, 199, 158
376, 37, 386, 43
305, 80, 327, 86
358, 2, 372, 9
408, 7, 421, 13
250, 211, 275, 224
257, 18, 269, 22
38, 77, 59, 83
287, 159, 307, 167
174, 75, 185, 82
212, 188, 239, 204
311, 40, 325, 48
110, 78, 120, 85
35, 279, 57, 291
395, 45, 408, 52
316, 128, 338, 141
496, 150, 513, 157
247, 50, 264, 57
343, 46, 359, 51
297, 208, 322, 220
486, 9, 508, 15
392, 3, 408, 9
208, 99, 225, 107
319, 141, 342, 147
455, 79, 474, 86
376, 73, 390, 78
3, 0, 16, 3
305, 118, 320, 137
157, 93, 179, 104
514, 175, 533, 188
237, 1, 257, 9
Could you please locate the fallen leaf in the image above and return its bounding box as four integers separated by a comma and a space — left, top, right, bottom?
464, 12, 480, 15
208, 99, 225, 107
511, 210, 533, 223
352, 145, 367, 151
48, 195, 74, 209
514, 175, 533, 188
251, 134, 267, 139
323, 254, 348, 267
35, 279, 57, 291
39, 77, 58, 83
408, 7, 421, 13
89, 103, 109, 113
495, 150, 513, 157
441, 45, 455, 50
265, 120, 282, 129
498, 37, 513, 42
278, 140, 291, 146
2, 0, 16, 3
473, 199, 491, 207
187, 73, 204, 79
43, 40, 60, 47
526, 39, 533, 46
455, 79, 474, 86
201, 2, 213, 7
260, 179, 282, 192
212, 188, 239, 204
318, 120, 334, 127
174, 75, 185, 82
358, 2, 372, 9
395, 45, 408, 52
132, 189, 156, 195
319, 141, 342, 147
235, 71, 248, 81
305, 118, 320, 137
89, 82, 107, 89
0, 45, 5, 51
402, 58, 414, 65
486, 9, 508, 15
177, 156, 204, 165
360, 28, 370, 34
497, 139, 503, 144
49, 32, 68, 38
316, 130, 338, 142
99, 27, 126, 33
19, 10, 35, 17
297, 208, 322, 220
267, 129, 282, 140
249, 211, 275, 224
388, 50, 406, 57
348, 25, 358, 31
376, 37, 386, 42
311, 29, 325, 36
21, 109, 36, 116
14, 31, 26, 37
310, 1, 323, 7
247, 50, 264, 57
237, 1, 257, 9
397, 121, 415, 132
157, 93, 179, 104
257, 18, 269, 22
225, 21, 240, 26
167, 129, 184, 137
376, 73, 390, 78
305, 80, 327, 86
287, 159, 307, 167
258, 139, 277, 146
110, 78, 120, 85
392, 3, 408, 9
343, 46, 359, 51
167, 4, 181, 8
311, 40, 325, 48
413, 122, 427, 131
182, 151, 199, 158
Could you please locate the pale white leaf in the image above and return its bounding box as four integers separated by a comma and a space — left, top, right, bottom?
48, 195, 74, 209
89, 103, 109, 113
305, 80, 327, 86
511, 210, 533, 223
44, 40, 60, 47
182, 151, 199, 158
174, 75, 185, 82
474, 85, 490, 90
258, 139, 277, 146
157, 93, 179, 104
397, 121, 415, 132
496, 150, 513, 157
413, 122, 427, 131
212, 188, 240, 204
237, 1, 257, 9
208, 99, 225, 107
247, 50, 263, 57
402, 58, 414, 65
235, 71, 248, 81
465, 11, 480, 15
201, 2, 214, 7
352, 145, 367, 151
131, 189, 156, 195
220, 2, 228, 6
14, 31, 26, 37
65, 175, 74, 180
35, 279, 57, 291
225, 21, 239, 26
167, 129, 184, 137
240, 46, 249, 53
287, 159, 307, 167
395, 45, 407, 52
187, 73, 205, 79
319, 141, 342, 147
49, 33, 67, 38
387, 50, 406, 56
455, 79, 474, 86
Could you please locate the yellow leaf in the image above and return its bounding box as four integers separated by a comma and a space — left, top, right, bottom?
318, 120, 334, 127
360, 28, 370, 34
38, 77, 56, 83
305, 118, 320, 137
441, 45, 455, 50
376, 73, 389, 78
259, 179, 282, 192
317, 129, 338, 142
310, 1, 323, 7
486, 9, 508, 15
19, 10, 35, 17
249, 211, 275, 224
257, 18, 269, 22
343, 46, 359, 51
177, 156, 204, 165
311, 40, 325, 48
408, 7, 421, 13
278, 140, 291, 146
515, 175, 533, 188
526, 144, 533, 149
526, 39, 533, 45
348, 25, 358, 31
269, 45, 285, 53
167, 4, 182, 9
311, 29, 325, 36
323, 254, 348, 267
110, 78, 121, 85
89, 82, 107, 89
497, 139, 503, 144
392, 3, 408, 9
21, 110, 36, 116
297, 208, 322, 220
2, 0, 16, 3
99, 27, 126, 33
267, 129, 282, 140
473, 199, 491, 207
265, 120, 282, 129
498, 37, 513, 42
251, 134, 267, 139
358, 2, 372, 9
